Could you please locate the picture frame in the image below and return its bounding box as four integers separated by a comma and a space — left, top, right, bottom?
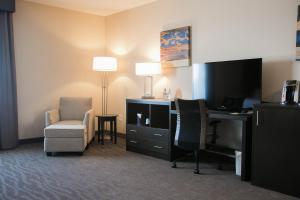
160, 26, 191, 67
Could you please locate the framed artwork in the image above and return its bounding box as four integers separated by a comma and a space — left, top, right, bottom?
160, 26, 191, 67
297, 5, 300, 61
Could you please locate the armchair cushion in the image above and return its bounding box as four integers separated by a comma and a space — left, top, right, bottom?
59, 97, 92, 121
44, 120, 86, 138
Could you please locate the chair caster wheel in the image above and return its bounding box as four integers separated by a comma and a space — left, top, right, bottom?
171, 162, 177, 168
217, 164, 223, 170
194, 169, 200, 174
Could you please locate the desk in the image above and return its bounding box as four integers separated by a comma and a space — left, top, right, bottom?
170, 109, 252, 181
207, 110, 252, 181
126, 99, 252, 181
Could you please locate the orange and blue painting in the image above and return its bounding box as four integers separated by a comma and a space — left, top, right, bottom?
297, 5, 300, 61
160, 26, 191, 67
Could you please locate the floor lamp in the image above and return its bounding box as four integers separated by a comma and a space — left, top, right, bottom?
93, 57, 118, 115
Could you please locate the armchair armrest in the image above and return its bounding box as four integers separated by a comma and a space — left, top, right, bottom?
45, 109, 60, 127
83, 109, 94, 143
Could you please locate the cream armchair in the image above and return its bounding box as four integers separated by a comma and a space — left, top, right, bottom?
44, 97, 94, 156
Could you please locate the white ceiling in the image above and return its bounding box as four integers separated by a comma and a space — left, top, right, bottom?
24, 0, 157, 16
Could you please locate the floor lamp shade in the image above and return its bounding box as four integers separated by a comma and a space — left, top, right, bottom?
92, 56, 117, 116
93, 57, 117, 72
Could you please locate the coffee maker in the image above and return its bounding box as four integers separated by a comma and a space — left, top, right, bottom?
281, 80, 300, 105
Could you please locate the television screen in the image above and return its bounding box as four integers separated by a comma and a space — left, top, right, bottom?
193, 58, 262, 111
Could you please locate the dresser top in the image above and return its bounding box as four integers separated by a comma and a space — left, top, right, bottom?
126, 98, 173, 105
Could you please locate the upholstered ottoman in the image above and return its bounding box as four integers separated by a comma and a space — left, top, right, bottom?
44, 121, 87, 155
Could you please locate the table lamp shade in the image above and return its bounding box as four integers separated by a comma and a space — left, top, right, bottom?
93, 57, 117, 71
135, 63, 161, 76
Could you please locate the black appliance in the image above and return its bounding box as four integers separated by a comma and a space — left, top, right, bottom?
281, 80, 299, 105
202, 58, 262, 112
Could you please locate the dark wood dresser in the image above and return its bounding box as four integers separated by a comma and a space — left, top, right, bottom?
126, 98, 179, 161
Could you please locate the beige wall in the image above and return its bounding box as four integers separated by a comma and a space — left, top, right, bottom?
13, 0, 299, 138
14, 0, 106, 139
106, 0, 298, 134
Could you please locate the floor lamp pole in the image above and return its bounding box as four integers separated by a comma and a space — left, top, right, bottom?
102, 72, 108, 116
101, 72, 109, 135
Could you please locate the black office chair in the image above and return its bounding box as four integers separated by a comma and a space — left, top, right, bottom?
172, 98, 207, 174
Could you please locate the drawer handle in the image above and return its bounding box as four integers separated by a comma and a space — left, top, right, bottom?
153, 145, 163, 149
129, 140, 137, 144
153, 134, 162, 137
129, 130, 137, 133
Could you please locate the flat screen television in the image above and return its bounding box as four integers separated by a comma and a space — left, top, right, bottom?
193, 58, 262, 112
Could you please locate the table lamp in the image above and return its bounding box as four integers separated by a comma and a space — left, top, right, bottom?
135, 62, 161, 99
93, 56, 117, 115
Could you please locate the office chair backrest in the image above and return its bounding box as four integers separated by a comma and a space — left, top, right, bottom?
175, 99, 207, 150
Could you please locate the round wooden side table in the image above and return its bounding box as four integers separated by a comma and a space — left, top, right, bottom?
96, 115, 118, 145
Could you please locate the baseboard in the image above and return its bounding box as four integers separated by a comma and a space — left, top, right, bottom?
118, 132, 126, 138
19, 133, 125, 145
19, 137, 44, 144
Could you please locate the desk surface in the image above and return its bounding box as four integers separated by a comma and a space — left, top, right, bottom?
208, 110, 252, 121
170, 109, 252, 120
127, 98, 253, 120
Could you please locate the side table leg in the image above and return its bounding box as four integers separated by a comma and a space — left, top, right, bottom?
110, 120, 113, 142
101, 120, 105, 145
98, 117, 100, 143
114, 119, 117, 144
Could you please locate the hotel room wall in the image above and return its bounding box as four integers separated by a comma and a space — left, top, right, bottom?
106, 0, 297, 134
13, 0, 106, 139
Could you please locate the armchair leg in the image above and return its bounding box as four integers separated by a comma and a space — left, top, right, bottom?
46, 152, 53, 156
194, 150, 200, 174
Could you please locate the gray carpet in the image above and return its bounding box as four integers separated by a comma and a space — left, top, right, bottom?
0, 138, 298, 200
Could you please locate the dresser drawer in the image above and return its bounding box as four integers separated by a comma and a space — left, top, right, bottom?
126, 132, 140, 149
144, 139, 169, 155
126, 124, 169, 159
127, 138, 140, 147
142, 127, 169, 142
126, 124, 141, 137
